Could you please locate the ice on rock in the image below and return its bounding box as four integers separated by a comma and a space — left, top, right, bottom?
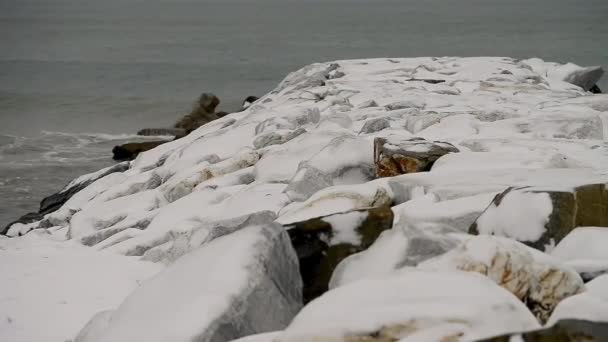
280, 269, 540, 342
75, 224, 302, 342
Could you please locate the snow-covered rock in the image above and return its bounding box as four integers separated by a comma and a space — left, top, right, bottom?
0, 232, 161, 342
75, 223, 302, 342
550, 227, 608, 281
284, 135, 375, 201
285, 206, 393, 302
280, 269, 540, 342
419, 235, 584, 322
3, 57, 608, 342
547, 274, 608, 324
470, 183, 608, 251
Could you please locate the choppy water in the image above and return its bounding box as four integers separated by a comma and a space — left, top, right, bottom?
1, 0, 607, 226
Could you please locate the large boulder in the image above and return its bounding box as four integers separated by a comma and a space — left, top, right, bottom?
284, 206, 393, 302
469, 183, 608, 251
547, 274, 608, 325
550, 227, 608, 281
374, 136, 458, 177
562, 65, 604, 92
329, 226, 463, 289
280, 270, 540, 342
112, 141, 171, 161
75, 223, 302, 342
479, 319, 608, 342
419, 235, 584, 323
284, 135, 375, 201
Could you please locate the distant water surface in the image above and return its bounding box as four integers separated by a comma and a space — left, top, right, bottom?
0, 0, 607, 225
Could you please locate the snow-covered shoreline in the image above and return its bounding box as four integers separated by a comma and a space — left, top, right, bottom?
2, 57, 607, 342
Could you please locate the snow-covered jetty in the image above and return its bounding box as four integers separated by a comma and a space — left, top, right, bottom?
2, 57, 608, 342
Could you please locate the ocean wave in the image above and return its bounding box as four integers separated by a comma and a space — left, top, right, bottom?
0, 131, 172, 163
40, 130, 174, 141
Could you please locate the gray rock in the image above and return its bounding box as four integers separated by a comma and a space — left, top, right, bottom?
356, 100, 378, 109
75, 223, 302, 342
470, 183, 608, 251
284, 136, 375, 202
283, 163, 333, 202
253, 128, 307, 149
563, 66, 604, 91
385, 99, 425, 111
142, 211, 278, 264
359, 118, 390, 134
285, 206, 394, 303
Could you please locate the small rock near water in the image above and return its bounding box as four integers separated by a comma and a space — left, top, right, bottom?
112, 141, 171, 161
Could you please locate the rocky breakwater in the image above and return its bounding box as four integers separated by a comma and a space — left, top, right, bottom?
2, 57, 608, 342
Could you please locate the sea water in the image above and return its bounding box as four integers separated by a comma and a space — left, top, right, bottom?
1, 0, 607, 225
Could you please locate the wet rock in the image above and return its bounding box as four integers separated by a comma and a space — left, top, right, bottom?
359, 117, 390, 134
469, 183, 608, 251
136, 128, 187, 138
374, 136, 459, 177
479, 319, 608, 342
112, 141, 171, 161
420, 235, 584, 323
285, 206, 393, 303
